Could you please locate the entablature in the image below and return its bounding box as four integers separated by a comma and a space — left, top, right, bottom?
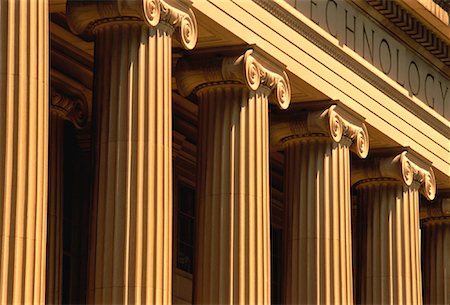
189, 0, 450, 187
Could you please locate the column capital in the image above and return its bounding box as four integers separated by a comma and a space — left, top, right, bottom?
51, 89, 89, 129
271, 104, 369, 158
353, 150, 436, 200
66, 0, 198, 49
175, 48, 291, 109
421, 194, 450, 225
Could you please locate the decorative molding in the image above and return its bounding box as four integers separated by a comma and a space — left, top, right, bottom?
175, 48, 291, 109
417, 0, 449, 23
66, 0, 198, 49
271, 105, 369, 158
434, 0, 450, 12
421, 196, 450, 224
353, 151, 436, 200
252, 0, 449, 135
367, 0, 450, 65
51, 89, 88, 129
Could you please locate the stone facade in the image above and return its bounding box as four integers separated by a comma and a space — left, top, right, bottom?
1, 0, 449, 304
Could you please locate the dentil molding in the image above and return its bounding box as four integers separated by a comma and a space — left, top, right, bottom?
353, 151, 436, 200
271, 104, 369, 158
175, 48, 291, 109
66, 0, 198, 49
252, 0, 449, 135
51, 89, 89, 129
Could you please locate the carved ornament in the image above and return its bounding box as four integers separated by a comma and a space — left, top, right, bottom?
175, 49, 291, 109
51, 90, 88, 129
252, 0, 449, 135
421, 197, 450, 225
353, 151, 436, 200
66, 0, 198, 50
271, 105, 369, 158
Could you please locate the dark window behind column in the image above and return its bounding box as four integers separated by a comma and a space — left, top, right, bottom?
270, 149, 284, 305
62, 122, 91, 305
271, 227, 283, 305
177, 183, 196, 273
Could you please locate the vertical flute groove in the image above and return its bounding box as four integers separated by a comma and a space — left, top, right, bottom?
195, 86, 271, 305
89, 24, 172, 305
356, 181, 423, 305
422, 221, 450, 305
0, 0, 49, 304
285, 138, 353, 305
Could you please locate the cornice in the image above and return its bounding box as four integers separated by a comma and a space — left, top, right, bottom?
51, 89, 89, 129
66, 0, 198, 49
366, 0, 450, 67
175, 48, 291, 109
252, 0, 450, 136
353, 151, 436, 200
271, 104, 369, 158
402, 0, 449, 27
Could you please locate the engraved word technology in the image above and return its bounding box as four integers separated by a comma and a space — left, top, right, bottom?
290, 0, 450, 119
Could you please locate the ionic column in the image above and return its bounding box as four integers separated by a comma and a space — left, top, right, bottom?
271, 105, 369, 305
66, 1, 197, 304
46, 91, 88, 304
0, 0, 49, 304
176, 49, 291, 304
421, 195, 450, 305
353, 151, 436, 305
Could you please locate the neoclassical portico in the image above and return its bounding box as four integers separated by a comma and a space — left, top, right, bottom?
0, 0, 449, 304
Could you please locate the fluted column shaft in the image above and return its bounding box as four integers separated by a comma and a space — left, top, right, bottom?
356, 181, 422, 305
353, 151, 436, 305
422, 224, 450, 304
90, 23, 173, 304
284, 137, 353, 305
176, 48, 291, 305
421, 200, 450, 305
195, 85, 271, 304
271, 105, 369, 305
0, 0, 49, 304
66, 1, 197, 304
46, 114, 64, 305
